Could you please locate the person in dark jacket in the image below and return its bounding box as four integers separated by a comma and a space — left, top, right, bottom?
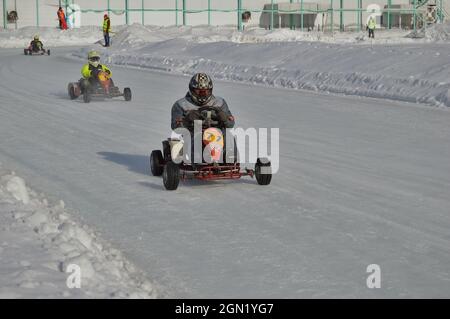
171, 73, 235, 131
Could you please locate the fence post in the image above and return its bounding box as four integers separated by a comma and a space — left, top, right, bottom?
270, 0, 274, 30
387, 0, 391, 29
289, 0, 293, 30
36, 0, 40, 27
339, 0, 343, 31
125, 0, 129, 25
183, 0, 186, 26
208, 0, 211, 26
141, 0, 144, 25
107, 0, 110, 15
175, 0, 178, 26
330, 0, 333, 33
2, 0, 6, 29
413, 0, 416, 30
237, 0, 242, 31
301, 0, 304, 31
358, 0, 362, 31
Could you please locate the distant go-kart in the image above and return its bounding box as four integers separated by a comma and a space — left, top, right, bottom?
150, 106, 272, 190
24, 46, 50, 56
67, 71, 132, 103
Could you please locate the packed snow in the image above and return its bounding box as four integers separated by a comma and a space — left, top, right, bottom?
69, 23, 450, 108
0, 26, 103, 48
0, 163, 156, 298
5, 23, 450, 109
1, 23, 450, 298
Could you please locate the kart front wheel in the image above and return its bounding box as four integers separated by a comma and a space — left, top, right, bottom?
47, 49, 51, 56
83, 91, 91, 103
255, 158, 272, 186
68, 84, 78, 100
150, 150, 164, 176
124, 88, 132, 101
163, 161, 180, 191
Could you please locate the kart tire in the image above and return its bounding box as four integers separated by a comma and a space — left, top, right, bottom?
255, 158, 272, 186
24, 49, 28, 55
68, 84, 78, 100
83, 91, 91, 103
47, 49, 51, 56
124, 88, 132, 101
163, 161, 180, 191
150, 150, 164, 176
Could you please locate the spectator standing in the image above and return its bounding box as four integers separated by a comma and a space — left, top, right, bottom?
58, 7, 67, 30
103, 14, 111, 47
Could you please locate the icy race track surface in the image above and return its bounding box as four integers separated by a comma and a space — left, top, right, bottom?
0, 48, 450, 298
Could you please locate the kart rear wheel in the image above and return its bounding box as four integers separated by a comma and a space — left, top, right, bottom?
124, 88, 132, 101
24, 49, 28, 55
255, 158, 272, 186
163, 161, 180, 191
150, 150, 164, 176
47, 49, 51, 56
83, 91, 91, 103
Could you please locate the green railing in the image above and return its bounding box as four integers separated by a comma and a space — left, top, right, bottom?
2, 0, 447, 31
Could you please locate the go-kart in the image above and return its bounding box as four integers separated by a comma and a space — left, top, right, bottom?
24, 46, 50, 56
67, 70, 132, 103
150, 107, 272, 190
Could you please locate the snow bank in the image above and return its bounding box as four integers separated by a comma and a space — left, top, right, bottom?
0, 163, 156, 298
3, 23, 450, 107
0, 24, 422, 49
0, 26, 103, 48
70, 24, 450, 108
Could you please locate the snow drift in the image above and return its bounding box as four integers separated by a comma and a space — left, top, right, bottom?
69, 23, 450, 108
0, 163, 157, 298
2, 23, 450, 106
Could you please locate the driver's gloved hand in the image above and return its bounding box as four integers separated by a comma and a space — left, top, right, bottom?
91, 69, 100, 77
185, 110, 202, 122
216, 109, 229, 124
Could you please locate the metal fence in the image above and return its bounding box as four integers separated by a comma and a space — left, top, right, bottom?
2, 0, 447, 31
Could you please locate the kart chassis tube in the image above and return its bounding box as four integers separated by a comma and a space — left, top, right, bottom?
178, 164, 255, 181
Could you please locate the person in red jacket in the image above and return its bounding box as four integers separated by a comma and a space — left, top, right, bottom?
57, 7, 67, 30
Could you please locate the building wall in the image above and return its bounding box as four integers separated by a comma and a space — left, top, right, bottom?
1, 0, 448, 29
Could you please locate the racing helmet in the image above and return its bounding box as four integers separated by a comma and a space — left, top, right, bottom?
34, 35, 39, 41
88, 50, 101, 68
189, 73, 213, 105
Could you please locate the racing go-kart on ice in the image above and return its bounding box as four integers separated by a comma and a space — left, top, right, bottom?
67, 70, 132, 103
150, 106, 272, 190
24, 47, 50, 56
24, 36, 50, 56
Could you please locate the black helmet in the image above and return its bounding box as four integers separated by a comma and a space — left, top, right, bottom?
189, 73, 213, 105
